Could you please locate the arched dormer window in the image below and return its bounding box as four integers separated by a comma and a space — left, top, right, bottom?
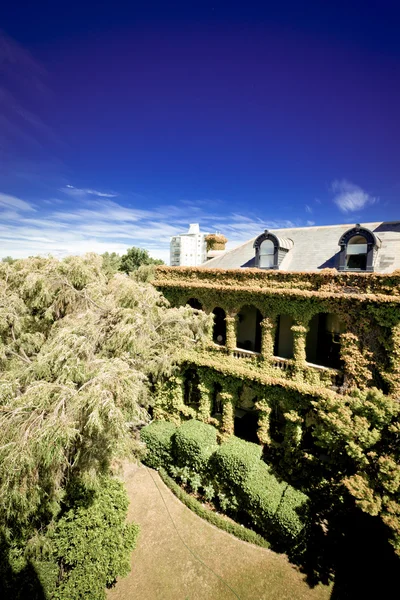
254, 230, 293, 270
338, 224, 380, 272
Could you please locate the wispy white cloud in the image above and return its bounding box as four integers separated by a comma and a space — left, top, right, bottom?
0, 187, 308, 264
305, 204, 313, 214
62, 185, 118, 198
331, 179, 377, 213
0, 193, 35, 212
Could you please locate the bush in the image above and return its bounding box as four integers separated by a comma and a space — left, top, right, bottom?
144, 421, 310, 549
211, 436, 262, 488
0, 477, 138, 600
172, 419, 218, 474
46, 476, 139, 600
243, 462, 309, 544
159, 469, 269, 549
140, 420, 177, 468
274, 485, 309, 541
243, 462, 287, 533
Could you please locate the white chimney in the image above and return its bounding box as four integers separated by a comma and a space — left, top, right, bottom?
188, 223, 200, 234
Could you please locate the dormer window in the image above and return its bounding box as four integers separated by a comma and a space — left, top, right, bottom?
338, 224, 380, 272
254, 230, 293, 269
259, 239, 275, 268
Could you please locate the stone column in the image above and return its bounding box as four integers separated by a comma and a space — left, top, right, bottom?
255, 399, 272, 445
283, 410, 303, 448
197, 372, 213, 423
291, 319, 309, 372
220, 390, 235, 440
260, 317, 276, 362
225, 313, 237, 353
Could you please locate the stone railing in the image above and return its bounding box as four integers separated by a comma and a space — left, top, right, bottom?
206, 343, 343, 389
271, 356, 292, 371
232, 348, 261, 360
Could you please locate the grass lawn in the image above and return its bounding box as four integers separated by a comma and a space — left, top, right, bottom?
107, 463, 331, 600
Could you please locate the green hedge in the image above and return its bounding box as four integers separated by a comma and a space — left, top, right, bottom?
242, 462, 286, 525
143, 419, 309, 547
243, 462, 309, 544
211, 436, 262, 488
172, 419, 218, 474
274, 486, 309, 540
140, 420, 177, 468
158, 468, 270, 549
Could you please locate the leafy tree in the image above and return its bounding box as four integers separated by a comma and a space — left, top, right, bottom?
1, 256, 16, 264
101, 252, 122, 278
119, 246, 164, 274
311, 387, 400, 555
0, 253, 210, 591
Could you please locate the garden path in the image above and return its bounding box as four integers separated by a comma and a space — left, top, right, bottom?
107, 463, 330, 600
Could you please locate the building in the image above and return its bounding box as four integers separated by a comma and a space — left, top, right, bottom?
154, 221, 400, 444
170, 223, 208, 266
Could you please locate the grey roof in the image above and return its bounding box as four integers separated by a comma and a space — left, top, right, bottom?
200, 221, 400, 273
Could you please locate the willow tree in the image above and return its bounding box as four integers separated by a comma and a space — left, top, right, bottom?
0, 254, 211, 532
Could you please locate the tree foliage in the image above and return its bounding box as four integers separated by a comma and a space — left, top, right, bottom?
101, 252, 122, 278
119, 247, 164, 274
311, 387, 400, 554
0, 254, 210, 531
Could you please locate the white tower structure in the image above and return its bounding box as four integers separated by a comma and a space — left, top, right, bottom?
170, 223, 207, 266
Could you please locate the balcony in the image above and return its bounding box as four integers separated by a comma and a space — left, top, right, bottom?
208, 344, 343, 389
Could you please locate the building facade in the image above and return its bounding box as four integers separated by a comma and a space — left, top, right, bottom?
170, 223, 208, 267
155, 221, 400, 445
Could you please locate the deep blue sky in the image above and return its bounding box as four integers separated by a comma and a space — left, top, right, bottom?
1, 1, 399, 261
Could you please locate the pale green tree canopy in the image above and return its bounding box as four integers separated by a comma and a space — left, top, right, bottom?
0, 254, 210, 530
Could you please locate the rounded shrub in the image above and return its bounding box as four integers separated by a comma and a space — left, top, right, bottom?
172, 419, 218, 474
211, 436, 262, 489
242, 462, 286, 531
274, 485, 309, 541
140, 420, 177, 469
243, 462, 309, 544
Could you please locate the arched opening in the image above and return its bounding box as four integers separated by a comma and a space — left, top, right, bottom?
211, 382, 223, 416
236, 305, 262, 352
234, 411, 260, 443
184, 368, 201, 407
306, 313, 344, 369
212, 307, 226, 345
274, 314, 294, 358
269, 404, 285, 444
346, 235, 368, 270
234, 387, 259, 443
186, 298, 203, 310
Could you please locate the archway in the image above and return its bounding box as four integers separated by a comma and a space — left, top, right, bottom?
236, 305, 262, 352
306, 313, 344, 369
212, 307, 226, 345
184, 369, 201, 407
186, 298, 203, 310
211, 382, 223, 416
274, 314, 294, 358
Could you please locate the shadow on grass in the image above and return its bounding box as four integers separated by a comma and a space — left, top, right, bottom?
285, 503, 400, 599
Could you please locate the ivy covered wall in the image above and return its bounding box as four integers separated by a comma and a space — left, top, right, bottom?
154, 266, 400, 395
150, 266, 400, 557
